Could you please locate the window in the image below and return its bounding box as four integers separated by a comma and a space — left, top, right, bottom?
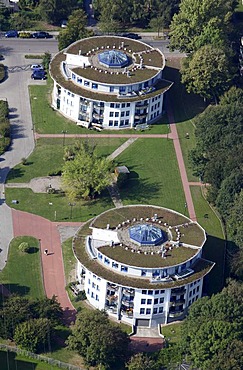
114, 121, 118, 126
96, 295, 99, 301
91, 292, 94, 298
109, 120, 113, 126
97, 285, 100, 291
196, 286, 200, 292
112, 262, 118, 268
153, 307, 158, 314
88, 279, 91, 285
109, 112, 114, 117
92, 282, 95, 288
193, 289, 196, 295
120, 120, 124, 126
126, 111, 130, 116
125, 119, 129, 125
67, 92, 71, 96
126, 103, 130, 107
154, 298, 158, 305
77, 77, 82, 83
121, 111, 125, 117
159, 297, 164, 303
115, 103, 120, 108
121, 265, 128, 272
159, 307, 163, 313
87, 288, 90, 294
115, 112, 119, 117
155, 290, 159, 295
92, 83, 98, 89
141, 299, 146, 304
151, 106, 154, 111
142, 290, 147, 295
110, 87, 114, 93
84, 80, 90, 86
189, 291, 192, 297
148, 290, 153, 295
110, 103, 114, 107
121, 103, 126, 108
104, 257, 110, 265
140, 308, 145, 314
146, 308, 151, 315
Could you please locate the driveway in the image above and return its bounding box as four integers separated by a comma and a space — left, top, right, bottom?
0, 52, 35, 270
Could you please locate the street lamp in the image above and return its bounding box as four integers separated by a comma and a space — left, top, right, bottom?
167, 124, 170, 139
62, 130, 67, 146
68, 202, 76, 219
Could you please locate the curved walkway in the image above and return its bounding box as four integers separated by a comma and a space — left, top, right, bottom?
12, 209, 79, 324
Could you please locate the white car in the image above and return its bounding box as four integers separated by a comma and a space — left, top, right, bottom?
30, 64, 44, 71
61, 20, 67, 28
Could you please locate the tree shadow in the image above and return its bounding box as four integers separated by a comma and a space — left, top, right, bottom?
0, 350, 38, 370
0, 283, 30, 297
202, 234, 226, 295
28, 246, 39, 254
163, 65, 207, 123
119, 175, 161, 204
6, 167, 25, 181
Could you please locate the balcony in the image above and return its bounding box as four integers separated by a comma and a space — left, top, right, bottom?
93, 112, 104, 120
136, 101, 148, 108
171, 287, 186, 295
170, 299, 185, 306
168, 310, 184, 318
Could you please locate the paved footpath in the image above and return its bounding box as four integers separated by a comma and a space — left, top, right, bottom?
12, 209, 79, 325
166, 99, 197, 221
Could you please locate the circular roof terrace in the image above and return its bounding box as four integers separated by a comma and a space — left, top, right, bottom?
98, 50, 129, 68
129, 224, 165, 246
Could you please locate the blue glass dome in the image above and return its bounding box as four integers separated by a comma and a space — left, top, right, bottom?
98, 50, 129, 68
129, 224, 165, 246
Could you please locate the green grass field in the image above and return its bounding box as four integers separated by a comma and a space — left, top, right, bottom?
7, 137, 127, 184
0, 236, 44, 299
116, 138, 187, 215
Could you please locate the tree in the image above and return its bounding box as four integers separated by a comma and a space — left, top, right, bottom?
169, 0, 236, 53
58, 9, 93, 50
126, 353, 158, 370
181, 45, 235, 102
14, 318, 52, 353
42, 52, 51, 70
0, 295, 32, 339
30, 295, 63, 325
181, 283, 243, 369
149, 16, 166, 37
18, 242, 31, 253
62, 141, 113, 200
220, 86, 243, 106
67, 309, 130, 368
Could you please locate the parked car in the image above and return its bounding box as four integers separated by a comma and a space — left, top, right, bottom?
61, 19, 68, 28
122, 33, 141, 40
5, 30, 18, 38
32, 31, 52, 39
31, 70, 47, 80
31, 64, 44, 71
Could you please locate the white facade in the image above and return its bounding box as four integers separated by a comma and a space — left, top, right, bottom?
50, 36, 172, 129
74, 206, 214, 327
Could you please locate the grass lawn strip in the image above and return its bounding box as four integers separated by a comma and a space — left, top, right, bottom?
164, 59, 206, 182
116, 138, 187, 215
0, 236, 44, 299
0, 350, 62, 370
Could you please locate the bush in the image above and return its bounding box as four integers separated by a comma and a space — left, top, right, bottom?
0, 120, 11, 137
19, 242, 31, 253
0, 64, 5, 83
0, 100, 8, 119
75, 290, 86, 302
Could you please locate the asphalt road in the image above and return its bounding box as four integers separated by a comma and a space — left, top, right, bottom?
0, 37, 59, 56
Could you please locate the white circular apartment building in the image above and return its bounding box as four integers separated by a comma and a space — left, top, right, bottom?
73, 205, 214, 327
50, 36, 173, 129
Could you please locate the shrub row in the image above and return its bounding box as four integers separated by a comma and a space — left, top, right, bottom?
0, 100, 11, 154
0, 63, 5, 82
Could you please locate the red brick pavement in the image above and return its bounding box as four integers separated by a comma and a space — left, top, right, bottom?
130, 336, 164, 352
166, 100, 197, 221
12, 209, 78, 325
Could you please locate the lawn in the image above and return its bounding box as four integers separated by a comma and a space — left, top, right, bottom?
116, 138, 187, 215
164, 59, 207, 182
191, 186, 225, 294
0, 236, 44, 299
7, 137, 127, 184
29, 81, 169, 135
161, 322, 182, 345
